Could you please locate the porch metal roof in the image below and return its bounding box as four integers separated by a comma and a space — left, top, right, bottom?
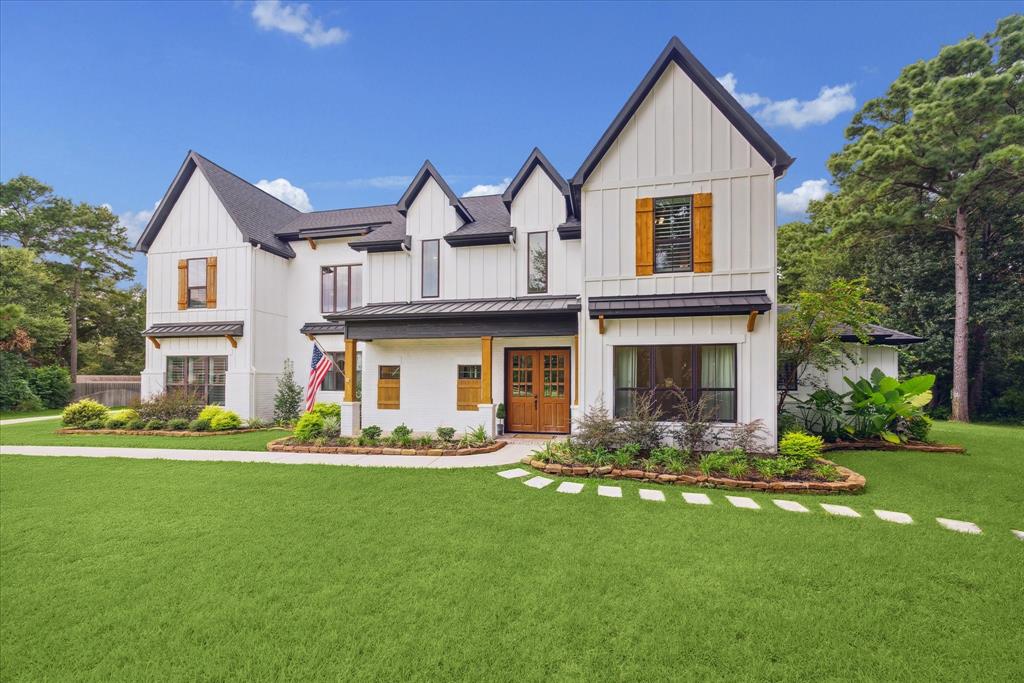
142, 321, 244, 337
588, 291, 772, 319
326, 295, 581, 322
300, 322, 346, 336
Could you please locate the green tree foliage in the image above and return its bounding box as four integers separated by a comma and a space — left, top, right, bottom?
273, 359, 303, 425
0, 247, 67, 362
77, 282, 146, 375
823, 15, 1024, 421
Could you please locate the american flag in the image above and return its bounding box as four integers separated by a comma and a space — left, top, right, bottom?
305, 343, 333, 412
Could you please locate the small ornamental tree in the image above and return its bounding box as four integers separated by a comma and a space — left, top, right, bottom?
777, 278, 885, 411
273, 358, 303, 425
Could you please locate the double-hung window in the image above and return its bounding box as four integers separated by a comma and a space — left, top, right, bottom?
166, 356, 227, 405
613, 344, 736, 421
653, 195, 693, 273
321, 265, 363, 313
187, 258, 208, 308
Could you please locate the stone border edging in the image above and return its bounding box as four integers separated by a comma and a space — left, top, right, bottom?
822, 441, 965, 453
521, 457, 865, 494
56, 428, 272, 437
266, 436, 506, 457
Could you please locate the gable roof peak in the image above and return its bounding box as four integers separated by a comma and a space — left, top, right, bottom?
502, 147, 571, 213
396, 159, 473, 222
571, 35, 795, 189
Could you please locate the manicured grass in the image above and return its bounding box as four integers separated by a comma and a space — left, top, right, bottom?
0, 408, 63, 420
0, 418, 284, 451
1, 422, 1021, 680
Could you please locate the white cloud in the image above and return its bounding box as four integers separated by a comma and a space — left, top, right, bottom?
777, 179, 830, 214
116, 201, 159, 240
251, 0, 349, 48
718, 73, 855, 129
256, 178, 313, 211
462, 178, 512, 197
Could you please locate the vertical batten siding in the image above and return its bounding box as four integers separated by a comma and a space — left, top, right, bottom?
793, 345, 902, 401
510, 167, 580, 297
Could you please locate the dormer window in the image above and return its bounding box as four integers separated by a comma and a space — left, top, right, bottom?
321, 265, 362, 313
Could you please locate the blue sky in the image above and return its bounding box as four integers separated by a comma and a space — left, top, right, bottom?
1, 1, 1018, 283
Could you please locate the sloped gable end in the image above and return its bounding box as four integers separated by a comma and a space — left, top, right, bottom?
571, 36, 794, 189
502, 147, 572, 215
396, 160, 473, 223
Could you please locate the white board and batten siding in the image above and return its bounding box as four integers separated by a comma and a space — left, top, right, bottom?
792, 345, 901, 401
510, 167, 580, 297
579, 62, 779, 442
142, 169, 256, 416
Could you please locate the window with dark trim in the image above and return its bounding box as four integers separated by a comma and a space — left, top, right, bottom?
777, 360, 798, 391
654, 195, 693, 273
527, 231, 548, 294
323, 351, 362, 398
321, 265, 363, 313
422, 240, 439, 298
187, 258, 208, 308
613, 344, 736, 421
166, 356, 227, 405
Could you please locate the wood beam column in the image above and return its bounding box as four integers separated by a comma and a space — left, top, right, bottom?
344, 338, 357, 401
481, 336, 493, 404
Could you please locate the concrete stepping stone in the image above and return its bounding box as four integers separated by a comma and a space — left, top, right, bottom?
821, 503, 861, 518
773, 499, 809, 513
524, 476, 553, 489
725, 495, 760, 510
639, 489, 665, 502
874, 509, 913, 525
681, 492, 712, 505
597, 485, 622, 498
556, 481, 584, 494
936, 517, 982, 535
1013, 530, 1024, 542
497, 468, 530, 479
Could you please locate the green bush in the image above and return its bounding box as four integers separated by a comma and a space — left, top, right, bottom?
0, 351, 41, 411
778, 431, 824, 465
294, 412, 325, 442
391, 423, 412, 439
104, 410, 138, 429
83, 418, 106, 430
144, 419, 166, 431
209, 410, 242, 431
273, 359, 303, 425
726, 460, 750, 479
62, 399, 109, 427
436, 426, 456, 442
461, 425, 490, 447
126, 419, 146, 430
135, 391, 203, 422
321, 415, 340, 437
612, 443, 641, 468
754, 457, 803, 480
360, 425, 382, 444
698, 450, 744, 476
198, 405, 224, 423
812, 462, 840, 481
188, 417, 210, 432
166, 418, 189, 431
246, 417, 268, 430
28, 365, 72, 408
573, 399, 623, 451
311, 402, 341, 420
900, 415, 932, 442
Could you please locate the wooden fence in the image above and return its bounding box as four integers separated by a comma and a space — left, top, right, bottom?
73, 375, 141, 407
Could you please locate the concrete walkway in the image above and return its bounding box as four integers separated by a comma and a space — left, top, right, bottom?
0, 441, 536, 469
0, 415, 61, 426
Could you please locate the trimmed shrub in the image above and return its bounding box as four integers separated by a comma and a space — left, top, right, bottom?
311, 402, 341, 420
436, 426, 456, 442
135, 391, 203, 422
29, 365, 72, 409
84, 418, 106, 430
754, 456, 803, 480
62, 399, 109, 427
126, 419, 146, 430
104, 409, 138, 429
778, 431, 824, 465
145, 419, 166, 431
198, 405, 224, 423
209, 410, 242, 431
293, 412, 325, 442
189, 417, 210, 432
360, 425, 382, 445
391, 423, 412, 439
166, 418, 189, 431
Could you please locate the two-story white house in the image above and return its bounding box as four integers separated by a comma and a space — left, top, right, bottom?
135, 36, 920, 442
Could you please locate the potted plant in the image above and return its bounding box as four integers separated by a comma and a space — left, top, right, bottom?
496, 403, 506, 435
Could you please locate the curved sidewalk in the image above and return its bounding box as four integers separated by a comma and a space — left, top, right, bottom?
0, 415, 61, 426
0, 441, 538, 469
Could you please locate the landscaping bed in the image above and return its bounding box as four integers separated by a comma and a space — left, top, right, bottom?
267, 436, 505, 456
521, 455, 865, 493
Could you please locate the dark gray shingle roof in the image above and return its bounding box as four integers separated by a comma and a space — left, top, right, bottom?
444, 194, 513, 246
280, 204, 405, 237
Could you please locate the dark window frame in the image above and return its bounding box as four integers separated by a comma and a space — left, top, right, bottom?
421, 240, 440, 298
613, 344, 737, 422
379, 365, 401, 380
526, 231, 548, 294
777, 360, 799, 391
653, 195, 694, 274
320, 264, 363, 313
458, 364, 482, 380
186, 258, 208, 309
322, 351, 363, 398
166, 355, 227, 405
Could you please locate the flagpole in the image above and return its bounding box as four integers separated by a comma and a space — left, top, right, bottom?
309, 337, 344, 374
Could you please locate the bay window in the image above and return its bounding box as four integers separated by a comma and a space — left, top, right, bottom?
613, 344, 736, 421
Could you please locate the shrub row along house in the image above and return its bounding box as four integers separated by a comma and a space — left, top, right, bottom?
135, 36, 920, 441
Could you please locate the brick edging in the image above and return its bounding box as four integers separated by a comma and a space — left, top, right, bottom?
56, 428, 270, 437
822, 441, 965, 453
521, 457, 865, 494
266, 437, 506, 457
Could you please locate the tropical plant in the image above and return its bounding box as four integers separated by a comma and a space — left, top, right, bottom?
61, 398, 108, 427
461, 425, 490, 447
726, 460, 750, 479
812, 462, 840, 481
753, 457, 803, 480
321, 415, 340, 438
245, 417, 268, 430
844, 370, 935, 443
273, 359, 303, 425
293, 412, 325, 442
786, 388, 848, 442
209, 410, 242, 431
698, 451, 740, 476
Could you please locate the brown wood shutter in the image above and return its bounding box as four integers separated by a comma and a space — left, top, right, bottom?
693, 193, 713, 273
205, 257, 218, 308
177, 259, 188, 310
377, 367, 400, 410
457, 377, 481, 411
635, 197, 654, 276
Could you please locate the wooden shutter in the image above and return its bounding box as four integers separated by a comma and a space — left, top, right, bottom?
177, 259, 188, 310
377, 367, 400, 410
205, 257, 218, 308
457, 376, 481, 411
635, 197, 654, 276
693, 193, 713, 273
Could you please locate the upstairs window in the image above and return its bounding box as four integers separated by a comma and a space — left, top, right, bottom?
321, 265, 362, 313
653, 195, 693, 273
527, 231, 548, 294
178, 257, 216, 309
422, 240, 439, 298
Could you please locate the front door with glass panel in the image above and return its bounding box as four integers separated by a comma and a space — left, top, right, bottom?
505, 349, 570, 433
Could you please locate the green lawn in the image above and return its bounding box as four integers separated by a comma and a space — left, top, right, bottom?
0, 408, 63, 420
0, 418, 284, 450
1, 422, 1021, 681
